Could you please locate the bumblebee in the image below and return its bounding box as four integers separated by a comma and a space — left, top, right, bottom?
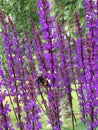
37, 76, 49, 87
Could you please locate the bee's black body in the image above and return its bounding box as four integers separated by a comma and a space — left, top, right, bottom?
37, 76, 49, 87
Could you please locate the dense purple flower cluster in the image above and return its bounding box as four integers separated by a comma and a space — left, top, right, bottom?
0, 68, 14, 130
0, 0, 98, 130
75, 0, 98, 130
36, 0, 62, 129
0, 11, 42, 130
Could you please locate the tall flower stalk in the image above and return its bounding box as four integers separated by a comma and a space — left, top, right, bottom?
0, 14, 24, 130
24, 29, 42, 130
56, 23, 76, 130
0, 68, 14, 130
37, 0, 62, 129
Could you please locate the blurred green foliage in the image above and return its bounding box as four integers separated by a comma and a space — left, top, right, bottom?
53, 0, 84, 35
0, 0, 84, 33
0, 0, 39, 33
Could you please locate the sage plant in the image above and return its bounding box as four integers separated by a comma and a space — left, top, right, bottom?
1, 0, 98, 130
0, 68, 14, 130
75, 0, 98, 130
36, 0, 62, 129
0, 11, 42, 130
